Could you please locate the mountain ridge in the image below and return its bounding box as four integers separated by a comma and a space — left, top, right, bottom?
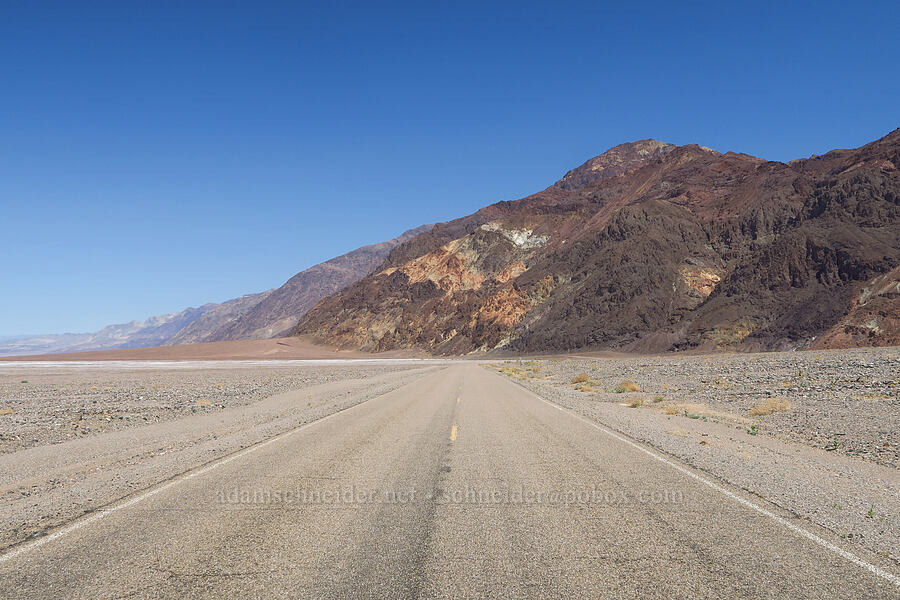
293, 129, 900, 354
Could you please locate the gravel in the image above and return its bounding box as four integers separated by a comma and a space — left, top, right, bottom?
493, 347, 900, 563
508, 347, 899, 467
0, 362, 425, 454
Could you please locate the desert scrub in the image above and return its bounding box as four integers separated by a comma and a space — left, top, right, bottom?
575, 382, 600, 393
610, 381, 640, 393
571, 373, 590, 384
748, 397, 792, 416
500, 366, 527, 379
628, 397, 645, 408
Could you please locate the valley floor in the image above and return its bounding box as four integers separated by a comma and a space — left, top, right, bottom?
0, 350, 896, 597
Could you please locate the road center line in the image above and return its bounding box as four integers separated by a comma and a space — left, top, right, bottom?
512, 374, 900, 588
450, 425, 458, 441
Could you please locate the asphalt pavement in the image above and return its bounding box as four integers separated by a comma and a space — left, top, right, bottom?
1, 364, 896, 598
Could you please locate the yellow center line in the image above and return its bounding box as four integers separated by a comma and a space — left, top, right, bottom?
456, 397, 460, 403
450, 425, 458, 441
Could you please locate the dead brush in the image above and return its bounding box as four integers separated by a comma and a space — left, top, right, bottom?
748, 397, 792, 416
610, 380, 640, 393
499, 366, 529, 380
571, 373, 590, 384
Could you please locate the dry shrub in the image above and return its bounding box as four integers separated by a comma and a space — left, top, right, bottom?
628, 397, 645, 408
501, 367, 526, 378
611, 380, 640, 393
748, 397, 791, 416
571, 373, 590, 384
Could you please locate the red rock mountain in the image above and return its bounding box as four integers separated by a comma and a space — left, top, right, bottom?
293, 130, 900, 354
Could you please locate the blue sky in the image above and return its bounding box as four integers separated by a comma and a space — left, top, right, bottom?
1, 1, 897, 335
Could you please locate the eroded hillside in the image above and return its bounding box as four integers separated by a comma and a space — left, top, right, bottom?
294, 132, 900, 354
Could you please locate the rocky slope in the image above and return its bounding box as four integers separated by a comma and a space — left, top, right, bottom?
812, 265, 900, 349
190, 224, 432, 342
163, 292, 273, 345
294, 131, 900, 354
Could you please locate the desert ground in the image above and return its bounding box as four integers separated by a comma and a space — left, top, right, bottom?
0, 349, 897, 597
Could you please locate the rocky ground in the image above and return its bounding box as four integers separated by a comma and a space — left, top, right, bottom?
503, 347, 899, 467
0, 362, 423, 454
493, 346, 900, 562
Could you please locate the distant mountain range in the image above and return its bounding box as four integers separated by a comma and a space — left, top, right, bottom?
294, 129, 900, 354
0, 305, 219, 356
0, 225, 430, 356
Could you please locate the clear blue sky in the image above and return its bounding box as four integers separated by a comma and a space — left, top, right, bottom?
1, 1, 897, 335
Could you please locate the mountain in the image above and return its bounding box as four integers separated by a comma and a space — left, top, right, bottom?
183, 224, 433, 342
0, 333, 98, 357
0, 225, 432, 357
0, 305, 217, 356
293, 131, 900, 354
812, 265, 900, 349
162, 292, 273, 345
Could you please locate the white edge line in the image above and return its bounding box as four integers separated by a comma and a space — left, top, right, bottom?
515, 379, 900, 587
6, 366, 898, 588
0, 392, 370, 565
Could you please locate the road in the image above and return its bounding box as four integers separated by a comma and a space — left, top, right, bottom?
1, 364, 897, 598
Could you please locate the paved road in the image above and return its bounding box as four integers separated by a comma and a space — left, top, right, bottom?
1, 364, 897, 598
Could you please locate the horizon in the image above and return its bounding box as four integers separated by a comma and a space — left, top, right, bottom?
2, 1, 898, 335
